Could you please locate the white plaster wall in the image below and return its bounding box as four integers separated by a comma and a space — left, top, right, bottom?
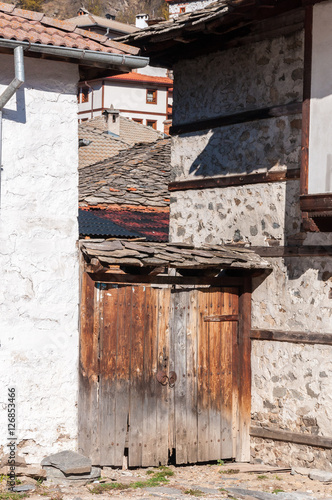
308, 0, 332, 194
169, 0, 215, 18
0, 55, 80, 464
104, 82, 168, 131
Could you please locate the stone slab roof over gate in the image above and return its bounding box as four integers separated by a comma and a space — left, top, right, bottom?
0, 2, 138, 55
81, 239, 271, 270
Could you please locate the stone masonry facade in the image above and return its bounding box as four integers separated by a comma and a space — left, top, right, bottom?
170, 29, 332, 469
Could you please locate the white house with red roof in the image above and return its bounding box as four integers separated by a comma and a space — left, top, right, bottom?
78, 72, 173, 132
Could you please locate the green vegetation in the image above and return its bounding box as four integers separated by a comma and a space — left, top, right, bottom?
274, 475, 282, 481
19, 0, 44, 11
217, 459, 225, 466
221, 469, 240, 475
91, 466, 175, 494
0, 494, 28, 500
257, 474, 268, 480
184, 489, 203, 497
272, 489, 284, 494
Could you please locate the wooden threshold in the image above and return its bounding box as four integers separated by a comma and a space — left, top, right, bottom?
169, 168, 300, 192
251, 329, 332, 346
250, 426, 332, 449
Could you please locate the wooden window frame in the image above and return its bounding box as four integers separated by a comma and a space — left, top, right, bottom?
146, 119, 157, 130
146, 89, 157, 105
81, 87, 89, 104
300, 5, 332, 231
132, 118, 143, 124
180, 7, 186, 13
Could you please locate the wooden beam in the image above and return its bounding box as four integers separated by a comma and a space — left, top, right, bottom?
250, 245, 332, 257
88, 273, 244, 287
300, 5, 313, 196
169, 168, 300, 192
170, 101, 302, 136
300, 193, 332, 212
250, 426, 332, 449
251, 329, 332, 346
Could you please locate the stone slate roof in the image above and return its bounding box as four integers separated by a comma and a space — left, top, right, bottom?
0, 2, 138, 55
79, 138, 171, 207
78, 115, 164, 168
81, 239, 271, 270
116, 0, 233, 45
116, 0, 304, 66
79, 208, 169, 242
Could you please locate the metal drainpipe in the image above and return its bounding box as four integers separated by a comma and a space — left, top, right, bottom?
0, 46, 25, 207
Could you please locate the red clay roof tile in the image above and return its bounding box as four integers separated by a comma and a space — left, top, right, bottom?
106, 72, 173, 86
0, 2, 139, 55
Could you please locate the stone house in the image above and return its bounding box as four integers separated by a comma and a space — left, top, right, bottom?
165, 0, 215, 18
0, 3, 148, 464
120, 0, 332, 469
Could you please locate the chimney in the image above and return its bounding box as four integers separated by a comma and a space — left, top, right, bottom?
135, 13, 149, 29
103, 107, 120, 137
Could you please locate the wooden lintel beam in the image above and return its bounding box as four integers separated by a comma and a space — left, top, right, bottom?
250, 426, 332, 449
251, 328, 332, 346
169, 168, 300, 192
170, 101, 302, 136
250, 245, 332, 257
88, 273, 244, 287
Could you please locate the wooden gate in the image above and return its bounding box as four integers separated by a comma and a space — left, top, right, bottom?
79, 273, 251, 466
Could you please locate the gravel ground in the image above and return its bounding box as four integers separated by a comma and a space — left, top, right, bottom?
3, 463, 332, 500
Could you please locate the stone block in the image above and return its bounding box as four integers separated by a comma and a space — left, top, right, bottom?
41, 450, 91, 475
309, 469, 332, 482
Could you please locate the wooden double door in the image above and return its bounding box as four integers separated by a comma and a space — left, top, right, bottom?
79, 274, 251, 466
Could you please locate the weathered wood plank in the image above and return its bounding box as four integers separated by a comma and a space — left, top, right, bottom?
168, 168, 300, 192
204, 314, 238, 322
170, 102, 302, 136
142, 287, 158, 466
174, 289, 188, 464
114, 286, 131, 466
78, 273, 99, 462
250, 426, 332, 449
197, 289, 210, 462
186, 288, 198, 464
99, 285, 119, 466
250, 329, 332, 346
128, 285, 145, 467
237, 279, 251, 462
168, 289, 176, 458
208, 288, 222, 461
222, 289, 236, 459
90, 273, 244, 287
155, 287, 171, 465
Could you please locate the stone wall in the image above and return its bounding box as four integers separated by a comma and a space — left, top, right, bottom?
170, 29, 332, 468
0, 55, 80, 464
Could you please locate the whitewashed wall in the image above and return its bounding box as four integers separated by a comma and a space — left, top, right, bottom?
170, 30, 332, 469
79, 80, 168, 131
168, 0, 215, 18
0, 55, 80, 464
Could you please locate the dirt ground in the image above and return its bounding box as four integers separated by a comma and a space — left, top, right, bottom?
4, 463, 332, 500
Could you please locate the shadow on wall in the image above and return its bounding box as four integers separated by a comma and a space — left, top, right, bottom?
2, 86, 26, 124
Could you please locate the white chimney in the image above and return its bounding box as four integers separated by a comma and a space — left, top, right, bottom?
135, 13, 149, 29
103, 107, 120, 137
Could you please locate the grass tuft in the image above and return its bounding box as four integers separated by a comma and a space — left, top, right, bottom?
91, 467, 175, 493
220, 469, 240, 475
0, 494, 28, 500
272, 488, 284, 494
257, 474, 268, 480
184, 489, 203, 497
